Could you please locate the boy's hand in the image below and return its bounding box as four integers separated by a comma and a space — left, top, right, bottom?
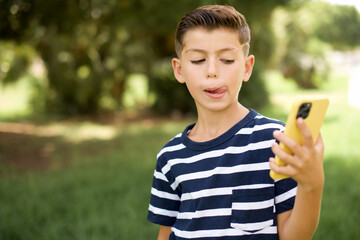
270, 118, 325, 191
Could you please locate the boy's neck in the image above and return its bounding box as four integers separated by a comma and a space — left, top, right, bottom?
188, 102, 249, 142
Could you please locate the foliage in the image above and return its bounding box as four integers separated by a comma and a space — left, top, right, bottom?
2, 0, 359, 114
1, 0, 158, 114
149, 60, 196, 114
271, 1, 360, 89
315, 3, 360, 49
0, 0, 289, 115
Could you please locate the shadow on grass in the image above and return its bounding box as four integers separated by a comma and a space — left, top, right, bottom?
314, 155, 360, 240
0, 131, 124, 176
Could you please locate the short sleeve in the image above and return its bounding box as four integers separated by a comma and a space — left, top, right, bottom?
274, 178, 297, 214
147, 159, 181, 226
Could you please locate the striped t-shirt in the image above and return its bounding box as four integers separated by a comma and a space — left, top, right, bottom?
147, 109, 297, 239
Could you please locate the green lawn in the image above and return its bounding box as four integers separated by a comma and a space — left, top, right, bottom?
1, 70, 360, 239
0, 119, 190, 239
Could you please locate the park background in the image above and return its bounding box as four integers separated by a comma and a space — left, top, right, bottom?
0, 0, 360, 239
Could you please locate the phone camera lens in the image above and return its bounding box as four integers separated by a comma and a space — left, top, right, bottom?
297, 102, 312, 119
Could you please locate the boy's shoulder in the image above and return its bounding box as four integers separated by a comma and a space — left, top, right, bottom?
238, 110, 285, 141
252, 111, 285, 128
156, 131, 186, 160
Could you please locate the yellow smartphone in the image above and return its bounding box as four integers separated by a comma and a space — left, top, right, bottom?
270, 96, 330, 180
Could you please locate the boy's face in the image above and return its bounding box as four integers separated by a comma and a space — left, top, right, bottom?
172, 27, 254, 113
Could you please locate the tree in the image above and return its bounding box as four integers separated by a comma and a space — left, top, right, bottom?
0, 0, 289, 115
1, 0, 153, 114
272, 1, 360, 89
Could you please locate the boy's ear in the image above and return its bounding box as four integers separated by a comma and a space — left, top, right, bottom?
172, 58, 185, 84
243, 55, 255, 82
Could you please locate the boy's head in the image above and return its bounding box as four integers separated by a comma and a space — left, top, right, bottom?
174, 5, 251, 58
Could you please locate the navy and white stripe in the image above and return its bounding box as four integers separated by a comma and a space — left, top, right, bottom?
148, 109, 297, 239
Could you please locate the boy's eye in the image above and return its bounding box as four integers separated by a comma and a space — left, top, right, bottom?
191, 59, 205, 64
221, 59, 235, 64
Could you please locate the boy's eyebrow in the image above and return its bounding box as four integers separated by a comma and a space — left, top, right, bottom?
185, 47, 239, 54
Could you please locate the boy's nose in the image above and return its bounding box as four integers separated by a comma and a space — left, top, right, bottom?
206, 59, 218, 79
207, 73, 217, 78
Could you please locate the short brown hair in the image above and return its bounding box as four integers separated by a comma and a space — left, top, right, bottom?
174, 5, 251, 57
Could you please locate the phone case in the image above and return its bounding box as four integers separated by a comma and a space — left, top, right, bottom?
270, 97, 329, 180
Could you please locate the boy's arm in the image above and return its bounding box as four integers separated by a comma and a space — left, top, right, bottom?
158, 225, 172, 240
270, 118, 324, 240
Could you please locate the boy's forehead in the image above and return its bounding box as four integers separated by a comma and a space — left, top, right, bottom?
185, 47, 238, 54
182, 27, 242, 53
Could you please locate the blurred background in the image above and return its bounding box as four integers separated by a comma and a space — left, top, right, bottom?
0, 0, 359, 239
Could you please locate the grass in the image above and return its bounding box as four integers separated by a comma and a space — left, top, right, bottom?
0, 119, 191, 240
1, 69, 360, 239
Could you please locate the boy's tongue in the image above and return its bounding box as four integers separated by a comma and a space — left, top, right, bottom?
206, 87, 227, 94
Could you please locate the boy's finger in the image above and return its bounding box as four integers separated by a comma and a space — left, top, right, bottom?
269, 157, 295, 177
315, 132, 325, 157
273, 130, 303, 158
271, 142, 299, 167
296, 118, 314, 149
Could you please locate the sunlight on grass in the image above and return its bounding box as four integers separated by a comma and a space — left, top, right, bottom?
0, 122, 119, 142
59, 123, 118, 142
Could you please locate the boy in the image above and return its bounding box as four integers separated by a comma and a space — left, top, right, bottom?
148, 5, 324, 240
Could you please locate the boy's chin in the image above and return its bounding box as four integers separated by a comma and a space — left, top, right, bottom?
196, 101, 237, 114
